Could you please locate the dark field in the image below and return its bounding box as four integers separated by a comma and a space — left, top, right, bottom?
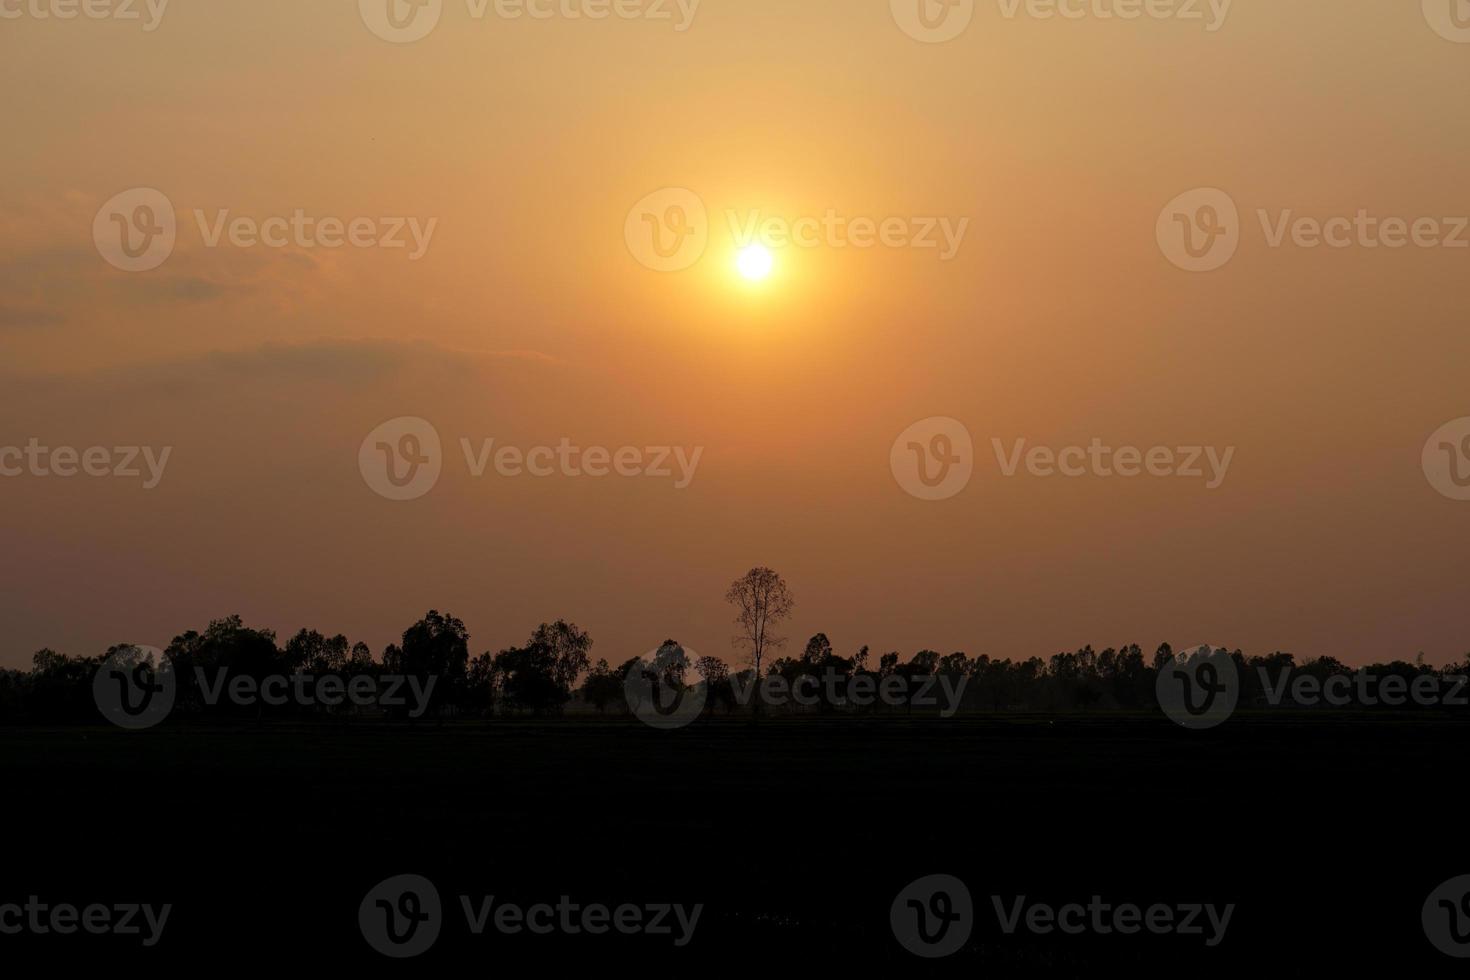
2, 713, 1465, 974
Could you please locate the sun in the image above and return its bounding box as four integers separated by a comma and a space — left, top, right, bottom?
736, 244, 774, 281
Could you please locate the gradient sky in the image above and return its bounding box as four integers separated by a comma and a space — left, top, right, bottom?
3, 0, 1469, 669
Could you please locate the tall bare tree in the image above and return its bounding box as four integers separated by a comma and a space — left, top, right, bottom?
725, 566, 794, 716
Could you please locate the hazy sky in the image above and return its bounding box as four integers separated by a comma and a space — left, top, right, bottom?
3, 0, 1469, 668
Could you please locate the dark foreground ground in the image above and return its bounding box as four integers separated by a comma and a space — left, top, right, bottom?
0, 712, 1465, 974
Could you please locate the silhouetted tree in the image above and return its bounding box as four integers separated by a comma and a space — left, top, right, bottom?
464, 652, 496, 717
581, 658, 622, 713
398, 611, 469, 718
694, 655, 733, 714
492, 621, 593, 717
284, 629, 349, 675
530, 621, 593, 697
726, 567, 793, 718
166, 615, 281, 716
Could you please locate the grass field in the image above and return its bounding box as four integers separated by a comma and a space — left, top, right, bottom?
1, 712, 1465, 973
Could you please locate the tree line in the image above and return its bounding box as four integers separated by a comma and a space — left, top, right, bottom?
4, 619, 1464, 723
1, 567, 1464, 723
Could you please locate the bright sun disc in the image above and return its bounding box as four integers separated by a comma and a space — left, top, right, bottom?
736, 244, 774, 281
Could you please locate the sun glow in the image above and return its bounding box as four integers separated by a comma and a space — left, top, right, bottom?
736, 244, 774, 281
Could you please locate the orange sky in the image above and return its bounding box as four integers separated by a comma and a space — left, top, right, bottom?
3, 0, 1469, 668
